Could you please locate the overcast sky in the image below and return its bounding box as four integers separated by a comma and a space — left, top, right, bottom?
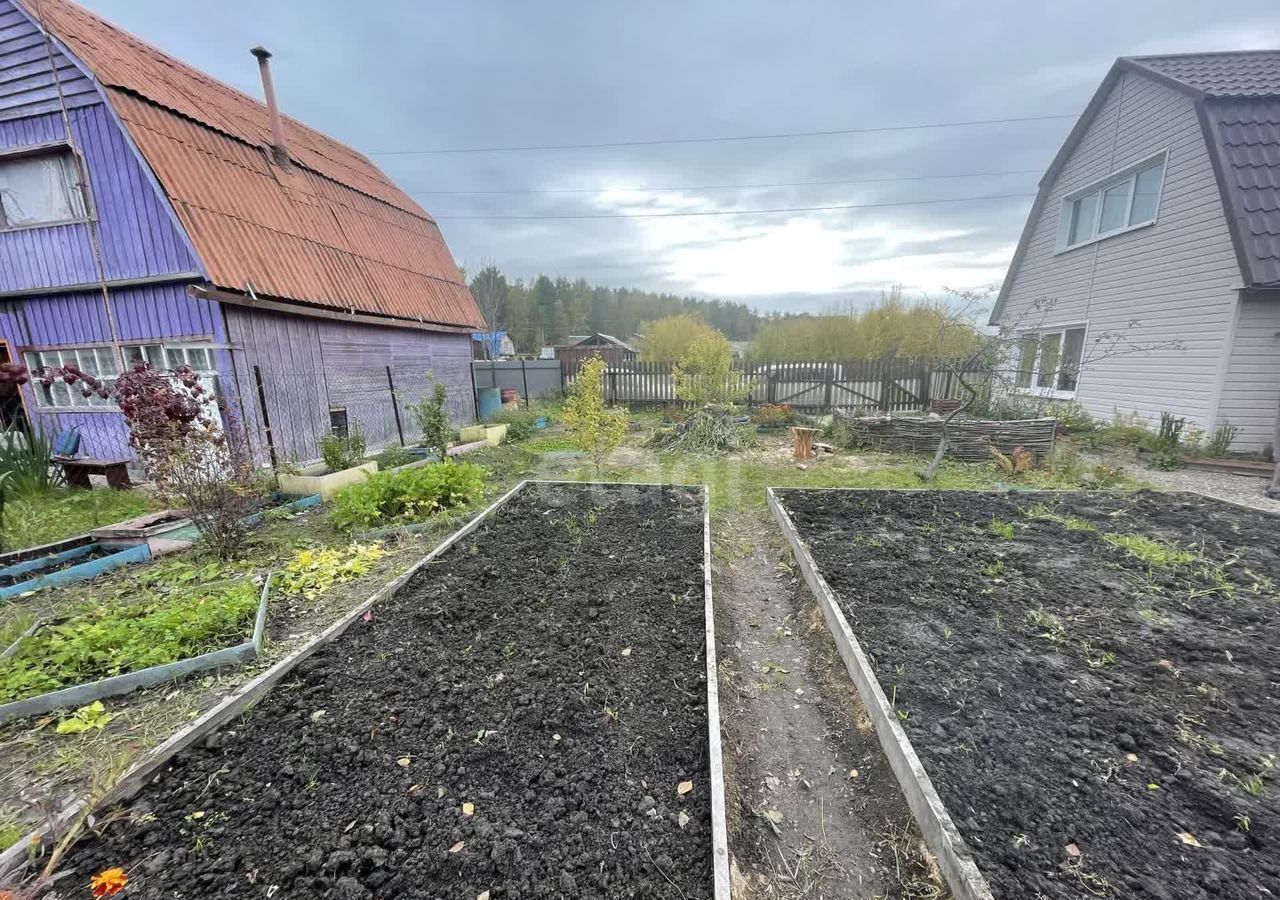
80, 1, 1280, 316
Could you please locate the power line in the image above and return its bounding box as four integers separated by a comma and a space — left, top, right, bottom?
433, 192, 1036, 221
372, 114, 1076, 155
407, 169, 1042, 197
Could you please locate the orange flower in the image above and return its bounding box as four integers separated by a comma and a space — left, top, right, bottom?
89, 867, 128, 897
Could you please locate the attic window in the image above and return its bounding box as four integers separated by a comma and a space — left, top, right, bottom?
0, 149, 87, 229
1060, 153, 1166, 250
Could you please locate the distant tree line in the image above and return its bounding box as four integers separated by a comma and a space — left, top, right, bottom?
747, 288, 984, 361
466, 266, 760, 353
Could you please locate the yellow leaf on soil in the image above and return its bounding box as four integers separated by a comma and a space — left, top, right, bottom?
397, 757, 411, 767
1177, 832, 1203, 848
462, 802, 475, 816
449, 841, 465, 854
677, 781, 693, 796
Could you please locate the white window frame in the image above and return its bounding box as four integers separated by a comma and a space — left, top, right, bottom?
0, 142, 90, 232
25, 342, 219, 410
1055, 150, 1168, 253
1013, 323, 1089, 400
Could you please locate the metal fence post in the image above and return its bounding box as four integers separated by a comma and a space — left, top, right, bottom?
520, 358, 530, 407
252, 365, 277, 469
386, 366, 405, 446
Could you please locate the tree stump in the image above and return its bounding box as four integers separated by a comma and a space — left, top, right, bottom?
791, 426, 819, 460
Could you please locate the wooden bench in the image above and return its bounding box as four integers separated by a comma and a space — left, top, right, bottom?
58, 457, 133, 490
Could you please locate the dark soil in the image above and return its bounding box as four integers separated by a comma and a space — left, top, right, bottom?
779, 489, 1280, 900
0, 545, 118, 587
64, 483, 714, 899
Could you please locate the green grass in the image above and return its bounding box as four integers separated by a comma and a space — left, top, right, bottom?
3, 488, 160, 552
1102, 532, 1195, 567
1021, 502, 1098, 532
554, 454, 1125, 513
521, 435, 581, 454
0, 813, 24, 852
988, 517, 1015, 539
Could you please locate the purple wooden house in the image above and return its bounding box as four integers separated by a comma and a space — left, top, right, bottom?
0, 0, 484, 464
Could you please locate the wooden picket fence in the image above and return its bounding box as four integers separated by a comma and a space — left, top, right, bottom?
564, 357, 989, 413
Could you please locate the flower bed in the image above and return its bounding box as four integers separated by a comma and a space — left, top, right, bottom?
774, 489, 1279, 900
57, 483, 719, 898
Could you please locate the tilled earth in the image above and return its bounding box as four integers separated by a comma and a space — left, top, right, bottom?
780, 489, 1280, 900
64, 482, 714, 899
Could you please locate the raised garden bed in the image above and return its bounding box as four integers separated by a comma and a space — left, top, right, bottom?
279, 460, 378, 500
0, 574, 270, 724
0, 543, 150, 601
771, 488, 1279, 900
14, 482, 727, 898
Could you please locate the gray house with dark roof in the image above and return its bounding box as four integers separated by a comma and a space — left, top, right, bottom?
992, 50, 1280, 453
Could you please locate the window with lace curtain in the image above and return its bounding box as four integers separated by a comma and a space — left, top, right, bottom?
0, 148, 87, 229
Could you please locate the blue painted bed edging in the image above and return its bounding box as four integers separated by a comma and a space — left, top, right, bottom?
0, 544, 152, 601
240, 493, 322, 529
0, 543, 98, 582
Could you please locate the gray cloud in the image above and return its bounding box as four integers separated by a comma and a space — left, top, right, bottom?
85, 0, 1280, 314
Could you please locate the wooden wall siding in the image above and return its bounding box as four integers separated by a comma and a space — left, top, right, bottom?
223, 305, 476, 465
0, 282, 228, 460
996, 71, 1242, 430
0, 0, 96, 122
1217, 297, 1280, 452
3, 282, 219, 346
0, 104, 200, 293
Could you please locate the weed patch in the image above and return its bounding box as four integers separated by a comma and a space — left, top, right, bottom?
1102, 532, 1195, 567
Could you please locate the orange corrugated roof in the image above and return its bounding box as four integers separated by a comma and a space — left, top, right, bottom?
20, 0, 483, 329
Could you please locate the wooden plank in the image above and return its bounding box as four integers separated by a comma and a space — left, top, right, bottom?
768, 489, 994, 900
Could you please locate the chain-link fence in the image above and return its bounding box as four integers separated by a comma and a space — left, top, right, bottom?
219, 365, 473, 468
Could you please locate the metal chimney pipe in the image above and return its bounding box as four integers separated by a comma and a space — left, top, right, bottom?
250, 46, 290, 168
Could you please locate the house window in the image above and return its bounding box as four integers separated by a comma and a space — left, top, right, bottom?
329, 408, 349, 437
1060, 154, 1166, 250
122, 343, 216, 373
0, 149, 86, 229
25, 343, 217, 408
25, 346, 117, 408
1015, 326, 1087, 396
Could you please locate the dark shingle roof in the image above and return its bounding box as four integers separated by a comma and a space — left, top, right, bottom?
995, 50, 1280, 320
1126, 51, 1280, 97
1206, 98, 1280, 286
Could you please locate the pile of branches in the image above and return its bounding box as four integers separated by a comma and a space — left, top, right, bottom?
648, 405, 755, 454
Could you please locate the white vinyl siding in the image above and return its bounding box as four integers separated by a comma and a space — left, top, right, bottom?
995, 71, 1242, 432
1216, 298, 1280, 454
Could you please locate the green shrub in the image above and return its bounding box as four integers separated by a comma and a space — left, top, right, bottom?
409, 375, 452, 460
0, 578, 260, 703
319, 424, 367, 472
330, 461, 486, 529
1204, 423, 1238, 458
375, 445, 413, 469
1147, 412, 1185, 470
493, 407, 540, 442
562, 357, 629, 473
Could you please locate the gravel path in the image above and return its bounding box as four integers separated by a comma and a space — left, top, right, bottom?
1126, 463, 1280, 513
